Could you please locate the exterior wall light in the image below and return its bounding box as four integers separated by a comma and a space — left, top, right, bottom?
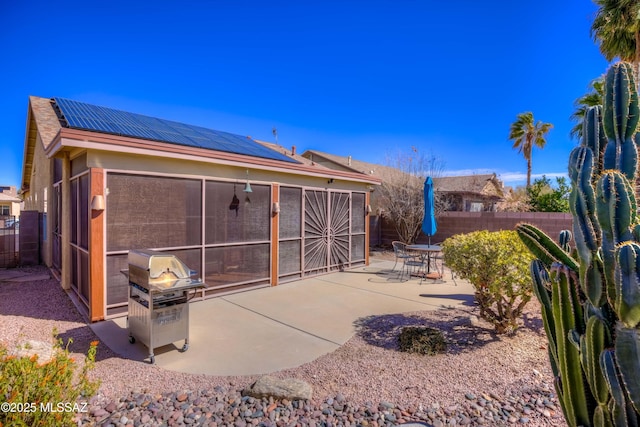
91, 195, 105, 211
272, 202, 280, 214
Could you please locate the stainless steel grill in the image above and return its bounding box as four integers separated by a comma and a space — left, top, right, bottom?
123, 249, 205, 364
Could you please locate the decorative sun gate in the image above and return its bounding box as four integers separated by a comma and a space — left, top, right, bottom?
304, 190, 355, 275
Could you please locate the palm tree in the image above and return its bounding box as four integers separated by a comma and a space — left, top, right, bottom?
591, 0, 640, 79
570, 76, 605, 140
508, 112, 553, 188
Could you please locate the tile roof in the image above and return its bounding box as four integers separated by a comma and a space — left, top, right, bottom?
434, 174, 504, 198
29, 96, 62, 149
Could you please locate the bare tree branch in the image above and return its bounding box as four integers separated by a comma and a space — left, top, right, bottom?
376, 147, 446, 244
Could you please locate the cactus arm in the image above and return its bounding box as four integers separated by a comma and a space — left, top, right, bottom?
615, 243, 640, 328
531, 260, 558, 375
597, 172, 636, 303
560, 230, 573, 253
570, 147, 600, 261
603, 62, 639, 145
581, 315, 611, 406
516, 223, 579, 271
593, 405, 614, 427
596, 172, 635, 245
601, 349, 638, 426
552, 264, 592, 427
615, 327, 640, 414
603, 62, 640, 181
582, 105, 607, 178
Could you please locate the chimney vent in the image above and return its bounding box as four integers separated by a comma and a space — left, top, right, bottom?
291, 146, 296, 156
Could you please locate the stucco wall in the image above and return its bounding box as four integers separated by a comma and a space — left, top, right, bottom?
21, 132, 52, 266
87, 151, 372, 193
371, 211, 573, 246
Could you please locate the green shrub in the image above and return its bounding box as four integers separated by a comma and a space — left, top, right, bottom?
0, 333, 100, 427
442, 230, 534, 334
398, 327, 447, 355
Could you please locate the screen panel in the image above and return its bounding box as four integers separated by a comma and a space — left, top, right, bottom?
205, 244, 270, 288
205, 181, 270, 245
106, 174, 202, 252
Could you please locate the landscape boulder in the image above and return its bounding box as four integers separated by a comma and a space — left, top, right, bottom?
11, 340, 56, 363
243, 375, 313, 401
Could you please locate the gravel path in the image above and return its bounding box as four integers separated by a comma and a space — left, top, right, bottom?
0, 264, 567, 426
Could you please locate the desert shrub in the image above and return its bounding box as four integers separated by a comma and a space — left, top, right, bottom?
0, 333, 100, 427
398, 327, 447, 355
442, 230, 534, 334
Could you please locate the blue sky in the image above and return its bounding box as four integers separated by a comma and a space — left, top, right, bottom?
1, 1, 609, 189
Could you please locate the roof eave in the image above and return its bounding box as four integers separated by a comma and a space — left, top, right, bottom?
47, 129, 382, 185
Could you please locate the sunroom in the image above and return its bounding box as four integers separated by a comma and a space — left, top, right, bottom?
21, 97, 380, 320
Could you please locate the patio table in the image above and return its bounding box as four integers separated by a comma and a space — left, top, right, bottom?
406, 244, 442, 274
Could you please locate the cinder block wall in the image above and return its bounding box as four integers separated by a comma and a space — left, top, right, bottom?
370, 212, 573, 246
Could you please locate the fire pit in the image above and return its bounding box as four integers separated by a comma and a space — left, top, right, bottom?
122, 249, 205, 364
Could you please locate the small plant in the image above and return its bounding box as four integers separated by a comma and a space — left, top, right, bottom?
442, 230, 534, 334
0, 332, 100, 427
398, 327, 447, 355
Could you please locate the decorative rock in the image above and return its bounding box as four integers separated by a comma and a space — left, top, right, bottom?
79, 383, 562, 427
243, 376, 312, 401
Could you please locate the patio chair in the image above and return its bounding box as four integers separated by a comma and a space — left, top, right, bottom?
391, 241, 419, 272
400, 255, 429, 283
426, 245, 456, 285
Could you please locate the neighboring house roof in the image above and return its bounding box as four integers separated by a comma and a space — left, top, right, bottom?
301, 150, 504, 199
434, 174, 504, 199
0, 193, 21, 203
301, 149, 403, 182
20, 98, 381, 194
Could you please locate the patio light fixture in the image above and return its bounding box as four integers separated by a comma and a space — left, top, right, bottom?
272, 202, 280, 214
243, 169, 252, 204
91, 195, 105, 211
243, 169, 252, 193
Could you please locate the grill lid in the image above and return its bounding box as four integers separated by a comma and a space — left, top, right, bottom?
128, 249, 195, 280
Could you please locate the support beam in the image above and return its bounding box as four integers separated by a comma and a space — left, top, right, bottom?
271, 183, 279, 286
365, 191, 370, 266
60, 153, 71, 290
89, 168, 105, 321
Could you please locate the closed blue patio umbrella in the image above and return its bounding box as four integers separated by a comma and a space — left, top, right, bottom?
422, 176, 437, 245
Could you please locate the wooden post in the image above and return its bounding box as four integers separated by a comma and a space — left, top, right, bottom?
271, 183, 279, 286
365, 191, 370, 266
60, 153, 71, 290
89, 168, 105, 321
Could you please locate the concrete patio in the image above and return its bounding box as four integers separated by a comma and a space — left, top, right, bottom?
91, 258, 474, 376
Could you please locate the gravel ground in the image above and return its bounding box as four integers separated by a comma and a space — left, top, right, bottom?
0, 262, 567, 426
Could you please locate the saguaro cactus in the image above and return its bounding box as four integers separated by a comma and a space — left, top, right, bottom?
516, 62, 640, 427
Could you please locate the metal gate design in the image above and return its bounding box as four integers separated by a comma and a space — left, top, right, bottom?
304, 190, 350, 274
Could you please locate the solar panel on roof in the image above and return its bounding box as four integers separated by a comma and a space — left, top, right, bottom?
53, 97, 299, 164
